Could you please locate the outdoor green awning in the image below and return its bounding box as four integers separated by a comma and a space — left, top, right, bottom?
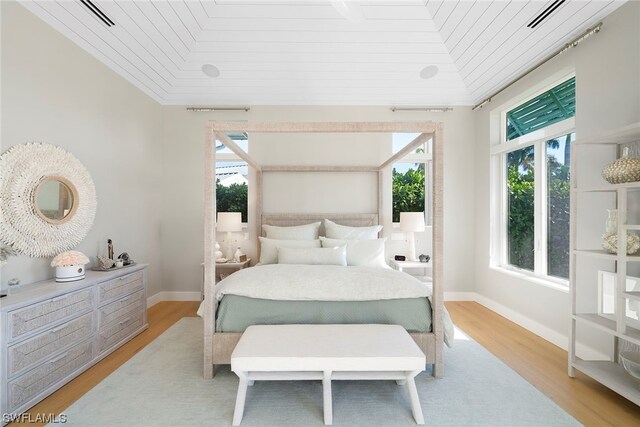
507, 77, 575, 141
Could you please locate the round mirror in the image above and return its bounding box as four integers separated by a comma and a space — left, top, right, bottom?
35, 177, 77, 223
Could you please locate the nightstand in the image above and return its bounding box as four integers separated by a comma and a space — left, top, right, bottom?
200, 259, 251, 299
389, 259, 432, 280
215, 259, 251, 281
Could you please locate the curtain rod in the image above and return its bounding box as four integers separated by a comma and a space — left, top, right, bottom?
391, 107, 453, 113
471, 22, 602, 111
187, 107, 250, 112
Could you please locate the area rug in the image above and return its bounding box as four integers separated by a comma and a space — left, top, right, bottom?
52, 318, 580, 426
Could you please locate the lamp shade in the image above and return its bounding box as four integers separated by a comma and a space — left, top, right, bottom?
216, 212, 242, 232
399, 212, 425, 232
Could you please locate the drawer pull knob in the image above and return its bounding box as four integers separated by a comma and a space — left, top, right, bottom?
48, 352, 69, 364
51, 294, 70, 302
51, 324, 70, 333
119, 274, 132, 281
119, 317, 131, 325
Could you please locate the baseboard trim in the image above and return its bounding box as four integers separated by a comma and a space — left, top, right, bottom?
473, 293, 567, 347
444, 292, 476, 301
147, 291, 201, 307
473, 293, 608, 360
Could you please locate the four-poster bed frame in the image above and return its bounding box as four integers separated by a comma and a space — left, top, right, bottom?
203, 121, 444, 379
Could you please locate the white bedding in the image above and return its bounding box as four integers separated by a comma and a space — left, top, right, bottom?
214, 264, 430, 302
203, 263, 454, 346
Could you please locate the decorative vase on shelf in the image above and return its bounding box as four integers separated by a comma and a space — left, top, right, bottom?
602, 146, 640, 184
602, 209, 640, 255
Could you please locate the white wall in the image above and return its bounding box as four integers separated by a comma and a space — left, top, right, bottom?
161, 105, 477, 295
0, 2, 164, 297
473, 2, 640, 353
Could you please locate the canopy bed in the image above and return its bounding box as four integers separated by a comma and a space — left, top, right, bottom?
203, 121, 444, 380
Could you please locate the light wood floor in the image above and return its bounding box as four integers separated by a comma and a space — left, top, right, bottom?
447, 301, 640, 427
14, 301, 640, 426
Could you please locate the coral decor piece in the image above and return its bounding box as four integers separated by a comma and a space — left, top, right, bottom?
97, 256, 115, 270
601, 208, 640, 255
0, 143, 97, 257
602, 232, 640, 255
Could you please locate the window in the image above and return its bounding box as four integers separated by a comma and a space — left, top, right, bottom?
492, 76, 575, 283
392, 133, 431, 224
216, 162, 248, 222
392, 162, 425, 222
215, 132, 248, 154
546, 134, 572, 278
216, 133, 249, 223
507, 147, 535, 271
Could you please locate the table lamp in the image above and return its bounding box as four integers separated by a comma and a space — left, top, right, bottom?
400, 212, 425, 261
217, 212, 242, 260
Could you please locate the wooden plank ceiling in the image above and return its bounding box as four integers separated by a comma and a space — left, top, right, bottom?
18, 0, 625, 106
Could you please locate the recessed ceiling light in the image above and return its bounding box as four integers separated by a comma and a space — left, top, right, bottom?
420, 65, 439, 80
202, 64, 220, 78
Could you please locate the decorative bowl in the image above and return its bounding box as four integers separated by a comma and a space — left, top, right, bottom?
619, 351, 640, 381
602, 147, 640, 184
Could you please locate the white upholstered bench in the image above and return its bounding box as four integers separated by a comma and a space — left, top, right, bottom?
230, 324, 426, 425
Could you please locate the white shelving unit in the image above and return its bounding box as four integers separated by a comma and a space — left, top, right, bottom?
569, 122, 640, 405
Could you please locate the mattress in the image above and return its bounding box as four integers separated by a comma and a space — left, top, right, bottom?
215, 295, 432, 333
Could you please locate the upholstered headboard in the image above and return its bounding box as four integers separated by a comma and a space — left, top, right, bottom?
261, 213, 379, 237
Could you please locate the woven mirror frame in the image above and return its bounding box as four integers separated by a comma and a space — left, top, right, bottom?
0, 143, 97, 257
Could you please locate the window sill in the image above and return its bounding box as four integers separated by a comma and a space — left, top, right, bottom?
489, 266, 569, 293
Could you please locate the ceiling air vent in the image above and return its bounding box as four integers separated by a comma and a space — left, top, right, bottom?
527, 0, 565, 29
80, 0, 115, 27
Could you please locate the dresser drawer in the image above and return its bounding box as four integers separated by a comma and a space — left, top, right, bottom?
8, 289, 93, 340
7, 339, 93, 412
98, 289, 145, 327
98, 270, 144, 304
7, 313, 94, 377
98, 312, 145, 353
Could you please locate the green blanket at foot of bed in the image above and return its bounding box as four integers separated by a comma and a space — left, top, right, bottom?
215, 295, 432, 333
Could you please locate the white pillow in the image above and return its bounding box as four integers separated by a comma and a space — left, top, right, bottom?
262, 222, 321, 240
277, 246, 347, 266
259, 237, 321, 264
324, 219, 382, 240
320, 237, 388, 268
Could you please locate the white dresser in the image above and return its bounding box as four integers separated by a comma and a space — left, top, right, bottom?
0, 265, 148, 420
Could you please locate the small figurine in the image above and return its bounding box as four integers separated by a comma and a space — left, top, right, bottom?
107, 239, 114, 260
419, 254, 430, 263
